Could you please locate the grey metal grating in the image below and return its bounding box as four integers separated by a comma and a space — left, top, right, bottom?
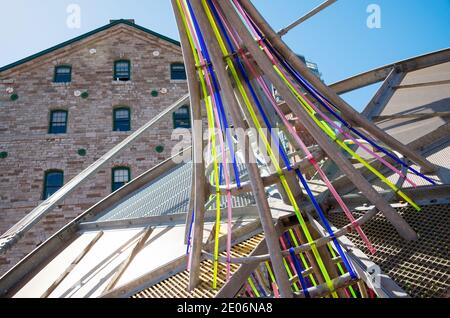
94, 161, 257, 223
95, 163, 192, 222
328, 204, 450, 298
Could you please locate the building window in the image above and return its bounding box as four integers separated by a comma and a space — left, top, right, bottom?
54, 66, 72, 83
113, 108, 131, 132
112, 167, 130, 192
49, 110, 68, 134
114, 60, 131, 81
173, 105, 191, 129
170, 63, 187, 80
43, 170, 64, 199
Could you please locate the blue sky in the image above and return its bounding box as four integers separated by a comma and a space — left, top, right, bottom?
1, 0, 449, 111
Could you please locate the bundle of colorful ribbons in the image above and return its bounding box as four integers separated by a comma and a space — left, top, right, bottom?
179, 0, 434, 297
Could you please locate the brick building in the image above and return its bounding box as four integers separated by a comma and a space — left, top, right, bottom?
0, 20, 190, 275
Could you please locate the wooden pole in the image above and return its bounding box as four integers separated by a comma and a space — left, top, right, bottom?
217, 0, 418, 241
41, 231, 104, 298
358, 280, 369, 298
307, 223, 347, 298
239, 0, 437, 174
190, 0, 293, 298
293, 273, 355, 298
0, 94, 189, 255
172, 0, 207, 291
184, 166, 196, 244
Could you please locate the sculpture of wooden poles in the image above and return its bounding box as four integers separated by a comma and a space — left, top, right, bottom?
238, 0, 437, 175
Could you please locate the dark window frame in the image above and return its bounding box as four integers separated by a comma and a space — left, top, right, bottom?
112, 166, 131, 192
114, 60, 131, 81
49, 110, 68, 134
42, 170, 64, 200
113, 107, 131, 132
170, 63, 187, 80
173, 105, 191, 129
54, 65, 72, 83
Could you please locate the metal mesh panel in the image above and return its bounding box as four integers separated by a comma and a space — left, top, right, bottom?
328, 204, 450, 298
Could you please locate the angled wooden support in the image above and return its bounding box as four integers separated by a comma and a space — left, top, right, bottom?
190, 0, 292, 298
203, 198, 384, 265
218, 0, 418, 241
239, 0, 437, 174
102, 220, 263, 298
41, 231, 104, 298
0, 93, 190, 255
234, 83, 305, 206
103, 227, 154, 293
277, 0, 337, 37
307, 222, 347, 298
172, 0, 207, 292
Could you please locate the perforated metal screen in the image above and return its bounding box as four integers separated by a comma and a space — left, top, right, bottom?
328, 204, 450, 298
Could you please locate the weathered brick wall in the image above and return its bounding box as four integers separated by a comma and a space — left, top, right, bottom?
0, 24, 190, 275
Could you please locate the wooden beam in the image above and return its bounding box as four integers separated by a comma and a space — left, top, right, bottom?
328, 184, 450, 208
330, 48, 450, 94
185, 166, 196, 244
79, 206, 260, 232
278, 0, 337, 36
41, 231, 104, 298
190, 0, 293, 298
171, 0, 207, 292
362, 67, 405, 120
60, 227, 152, 298
215, 238, 268, 298
103, 227, 154, 293
233, 74, 305, 206
202, 182, 412, 265
307, 222, 347, 298
291, 225, 325, 286
393, 79, 450, 89
293, 273, 356, 298
206, 223, 216, 245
